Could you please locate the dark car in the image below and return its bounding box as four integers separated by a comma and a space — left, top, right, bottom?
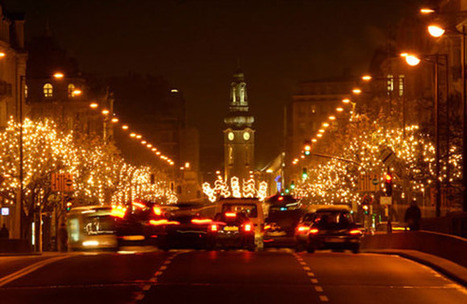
207, 212, 255, 251
294, 212, 316, 251
304, 208, 363, 253
115, 201, 167, 247
157, 212, 213, 250
263, 209, 304, 248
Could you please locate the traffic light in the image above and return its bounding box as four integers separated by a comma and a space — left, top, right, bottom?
66, 201, 73, 212
384, 172, 393, 196
303, 141, 312, 156
362, 203, 369, 215
290, 181, 295, 189
302, 168, 308, 179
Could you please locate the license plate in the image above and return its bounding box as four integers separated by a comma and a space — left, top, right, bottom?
224, 226, 239, 231
325, 238, 345, 243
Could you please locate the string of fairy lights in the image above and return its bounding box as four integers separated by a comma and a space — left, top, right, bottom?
0, 118, 177, 209
202, 177, 269, 202
88, 101, 174, 166
292, 79, 462, 205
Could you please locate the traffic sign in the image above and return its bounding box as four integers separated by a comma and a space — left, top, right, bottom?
358, 173, 380, 192
52, 173, 74, 192
380, 196, 392, 205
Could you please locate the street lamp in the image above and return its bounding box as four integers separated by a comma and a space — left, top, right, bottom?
403, 53, 448, 217
424, 22, 467, 212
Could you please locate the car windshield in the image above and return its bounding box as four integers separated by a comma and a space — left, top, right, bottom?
314, 211, 354, 227
222, 204, 258, 218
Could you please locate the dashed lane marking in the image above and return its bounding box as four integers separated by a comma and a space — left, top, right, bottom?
311, 278, 318, 284
319, 295, 329, 302
315, 286, 324, 292
306, 272, 315, 277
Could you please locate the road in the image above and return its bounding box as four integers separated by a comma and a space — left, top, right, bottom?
0, 249, 465, 304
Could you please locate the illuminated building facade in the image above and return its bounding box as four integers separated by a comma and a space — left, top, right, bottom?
285, 78, 356, 170
224, 68, 255, 182
0, 5, 26, 129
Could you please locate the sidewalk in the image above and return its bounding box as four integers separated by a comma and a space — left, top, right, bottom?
366, 249, 467, 287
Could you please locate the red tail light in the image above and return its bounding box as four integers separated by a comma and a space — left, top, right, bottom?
225, 212, 236, 217
244, 224, 252, 232
210, 224, 218, 232
349, 229, 362, 235
309, 228, 319, 234
297, 225, 310, 233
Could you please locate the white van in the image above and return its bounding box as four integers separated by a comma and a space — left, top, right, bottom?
214, 197, 265, 246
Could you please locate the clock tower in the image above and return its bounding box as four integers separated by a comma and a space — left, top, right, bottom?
224, 68, 255, 182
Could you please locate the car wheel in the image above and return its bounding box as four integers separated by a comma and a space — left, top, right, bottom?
351, 244, 360, 254
295, 243, 305, 252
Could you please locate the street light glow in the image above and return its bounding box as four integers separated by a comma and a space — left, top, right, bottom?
342, 98, 350, 104
428, 24, 445, 38
317, 133, 323, 138
329, 115, 336, 120
361, 75, 372, 81
420, 8, 435, 14
336, 107, 344, 112
311, 138, 317, 143
323, 122, 330, 127
89, 103, 98, 109
352, 88, 362, 94
72, 89, 82, 96
111, 117, 119, 123
136, 134, 142, 139
122, 125, 129, 130
53, 72, 64, 79
0, 52, 5, 58
405, 55, 421, 66
130, 133, 136, 137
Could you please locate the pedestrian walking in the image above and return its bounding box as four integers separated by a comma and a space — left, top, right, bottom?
0, 224, 9, 239
404, 200, 421, 231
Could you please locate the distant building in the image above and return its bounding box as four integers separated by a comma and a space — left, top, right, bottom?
0, 5, 26, 128
285, 77, 356, 172
223, 68, 255, 182
108, 74, 201, 200
25, 33, 106, 137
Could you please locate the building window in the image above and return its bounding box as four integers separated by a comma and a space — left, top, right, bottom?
68, 83, 75, 97
43, 83, 53, 97
387, 75, 394, 93
398, 75, 405, 96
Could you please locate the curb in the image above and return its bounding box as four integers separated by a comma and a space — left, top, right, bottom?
366, 250, 467, 287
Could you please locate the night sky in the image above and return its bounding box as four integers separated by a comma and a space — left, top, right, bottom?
5, 0, 420, 171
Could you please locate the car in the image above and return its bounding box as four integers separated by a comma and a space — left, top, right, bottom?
263, 208, 304, 248
294, 212, 316, 251
214, 197, 265, 247
207, 211, 255, 251
304, 208, 363, 253
157, 212, 213, 250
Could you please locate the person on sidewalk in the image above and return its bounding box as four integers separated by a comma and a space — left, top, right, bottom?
0, 224, 9, 239
404, 199, 421, 231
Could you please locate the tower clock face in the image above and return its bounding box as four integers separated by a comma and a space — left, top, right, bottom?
228, 132, 234, 141
243, 132, 250, 141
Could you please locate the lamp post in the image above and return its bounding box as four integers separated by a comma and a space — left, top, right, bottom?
17, 75, 25, 239
425, 23, 467, 212
403, 53, 448, 217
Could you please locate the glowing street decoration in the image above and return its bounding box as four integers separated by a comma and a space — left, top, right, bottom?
242, 178, 256, 198
0, 118, 177, 212
202, 176, 269, 201
230, 177, 242, 198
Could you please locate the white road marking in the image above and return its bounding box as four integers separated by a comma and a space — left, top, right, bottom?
0, 255, 73, 287
319, 295, 329, 302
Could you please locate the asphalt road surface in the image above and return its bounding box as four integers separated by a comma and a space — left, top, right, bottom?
0, 248, 465, 304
